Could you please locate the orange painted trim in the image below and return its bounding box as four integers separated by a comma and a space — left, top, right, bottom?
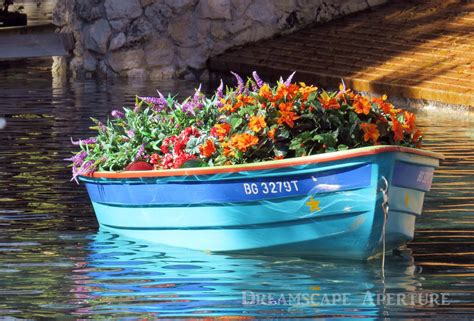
87, 146, 444, 179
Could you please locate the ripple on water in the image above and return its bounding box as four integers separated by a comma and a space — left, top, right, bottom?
0, 58, 473, 318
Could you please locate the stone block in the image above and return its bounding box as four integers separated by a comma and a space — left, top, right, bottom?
109, 32, 126, 51
144, 36, 175, 67
107, 48, 145, 72
127, 16, 154, 44
246, 0, 276, 24
198, 0, 231, 20
168, 12, 198, 46
127, 68, 148, 79
83, 19, 111, 54
165, 0, 198, 14
145, 2, 173, 32
150, 66, 176, 80
104, 0, 142, 20
83, 51, 98, 71
76, 0, 104, 22
109, 19, 129, 32
230, 0, 252, 18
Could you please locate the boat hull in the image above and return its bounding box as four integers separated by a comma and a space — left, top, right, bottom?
80, 146, 442, 260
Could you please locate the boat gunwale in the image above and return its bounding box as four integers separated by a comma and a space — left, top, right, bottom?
83, 146, 444, 179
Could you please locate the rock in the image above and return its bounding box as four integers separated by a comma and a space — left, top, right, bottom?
83, 51, 97, 71
232, 24, 276, 46
168, 12, 198, 46
165, 0, 197, 14
230, 0, 252, 18
198, 0, 231, 20
109, 19, 129, 32
144, 36, 175, 67
52, 56, 68, 78
274, 0, 298, 12
109, 32, 126, 51
104, 0, 142, 20
76, 0, 104, 21
177, 45, 209, 69
226, 17, 252, 34
107, 48, 145, 72
83, 19, 111, 54
127, 16, 154, 44
53, 0, 74, 27
127, 68, 148, 79
140, 0, 154, 7
246, 0, 276, 24
150, 66, 176, 80
210, 21, 228, 39
144, 2, 173, 32
98, 59, 116, 77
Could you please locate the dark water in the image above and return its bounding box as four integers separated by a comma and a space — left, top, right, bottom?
1, 59, 473, 319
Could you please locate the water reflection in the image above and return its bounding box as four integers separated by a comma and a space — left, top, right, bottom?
1, 58, 474, 318
69, 231, 424, 318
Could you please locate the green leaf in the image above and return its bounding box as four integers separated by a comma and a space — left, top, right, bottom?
180, 159, 208, 168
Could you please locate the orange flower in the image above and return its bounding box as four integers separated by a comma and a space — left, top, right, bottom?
248, 115, 267, 133
278, 110, 300, 128
199, 139, 216, 158
221, 140, 235, 157
278, 101, 294, 112
391, 119, 404, 142
403, 111, 416, 133
372, 95, 395, 115
276, 83, 299, 100
298, 82, 317, 101
274, 155, 284, 160
412, 129, 422, 142
211, 123, 231, 141
267, 128, 276, 140
360, 122, 380, 143
259, 84, 273, 101
352, 96, 372, 115
238, 94, 255, 105
318, 92, 340, 110
231, 133, 259, 152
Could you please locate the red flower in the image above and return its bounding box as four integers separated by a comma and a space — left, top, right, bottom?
199, 139, 216, 158
150, 153, 161, 165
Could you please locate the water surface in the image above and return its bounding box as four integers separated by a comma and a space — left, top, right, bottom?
0, 59, 473, 318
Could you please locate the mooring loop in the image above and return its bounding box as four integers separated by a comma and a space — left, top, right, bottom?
380, 176, 390, 279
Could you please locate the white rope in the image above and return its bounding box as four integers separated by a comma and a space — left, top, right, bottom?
380, 176, 389, 279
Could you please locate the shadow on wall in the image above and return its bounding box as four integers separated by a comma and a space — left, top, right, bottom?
209, 0, 474, 105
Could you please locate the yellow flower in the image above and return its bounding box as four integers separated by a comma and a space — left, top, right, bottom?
248, 115, 267, 133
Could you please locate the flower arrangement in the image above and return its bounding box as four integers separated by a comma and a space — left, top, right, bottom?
67, 72, 422, 182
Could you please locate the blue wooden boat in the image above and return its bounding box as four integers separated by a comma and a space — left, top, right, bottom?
79, 146, 443, 260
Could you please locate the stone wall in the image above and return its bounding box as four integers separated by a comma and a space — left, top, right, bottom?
53, 0, 387, 80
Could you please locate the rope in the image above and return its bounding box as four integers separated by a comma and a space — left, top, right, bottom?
380, 176, 389, 279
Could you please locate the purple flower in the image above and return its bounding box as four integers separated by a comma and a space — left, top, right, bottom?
181, 85, 204, 116
126, 130, 135, 138
65, 151, 87, 167
138, 95, 168, 112
251, 82, 258, 92
111, 110, 124, 118
134, 144, 145, 161
252, 71, 264, 88
71, 160, 96, 184
216, 79, 224, 99
230, 71, 245, 94
71, 137, 97, 146
284, 71, 296, 86
97, 121, 107, 132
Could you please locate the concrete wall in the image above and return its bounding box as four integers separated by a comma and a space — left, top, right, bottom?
53, 0, 387, 80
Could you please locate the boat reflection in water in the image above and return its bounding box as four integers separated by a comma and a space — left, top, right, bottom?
70, 231, 433, 318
